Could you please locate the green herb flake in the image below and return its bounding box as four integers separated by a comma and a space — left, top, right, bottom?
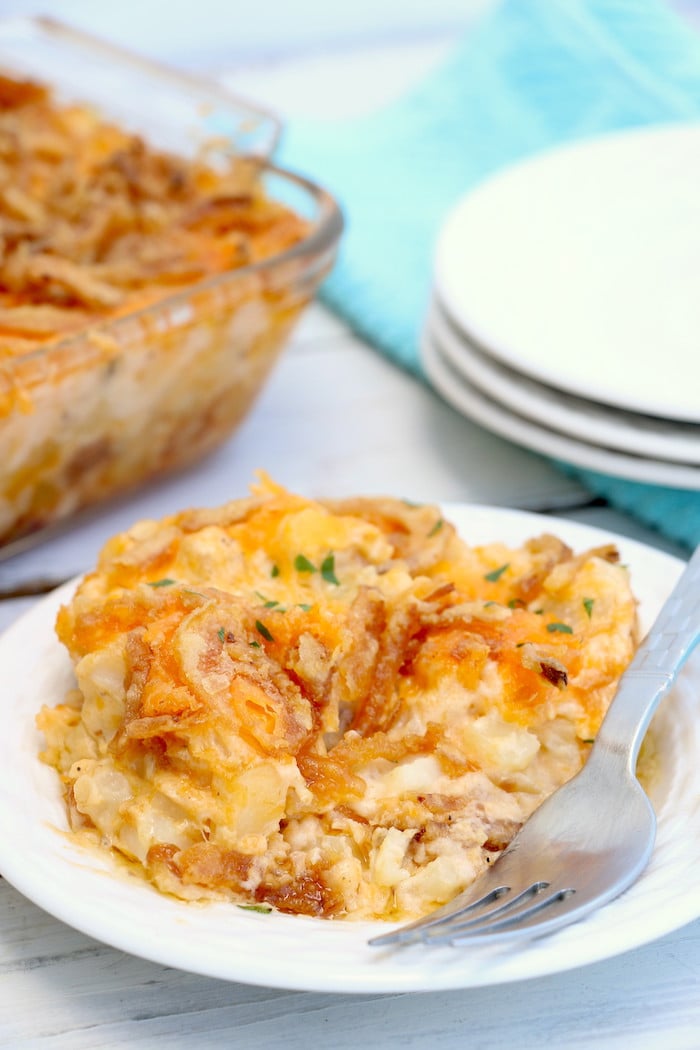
217, 627, 226, 643
320, 553, 340, 585
582, 738, 595, 745
508, 598, 525, 609
294, 554, 317, 574
255, 591, 279, 608
484, 563, 510, 583
427, 518, 444, 538
237, 903, 273, 914
255, 619, 274, 642
583, 598, 595, 619
546, 621, 573, 634
249, 640, 261, 648
147, 578, 176, 588
270, 564, 280, 578
297, 603, 313, 612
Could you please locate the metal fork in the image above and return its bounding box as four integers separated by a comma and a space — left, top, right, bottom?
369, 543, 700, 949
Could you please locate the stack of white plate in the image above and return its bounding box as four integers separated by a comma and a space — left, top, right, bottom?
422, 123, 700, 489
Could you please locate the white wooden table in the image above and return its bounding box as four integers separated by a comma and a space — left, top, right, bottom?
1, 20, 699, 1048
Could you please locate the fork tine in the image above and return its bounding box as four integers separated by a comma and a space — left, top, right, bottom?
419, 881, 559, 941
369, 830, 549, 948
423, 887, 577, 945
367, 885, 510, 947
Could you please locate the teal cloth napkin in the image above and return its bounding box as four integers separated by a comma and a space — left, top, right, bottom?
279, 0, 700, 552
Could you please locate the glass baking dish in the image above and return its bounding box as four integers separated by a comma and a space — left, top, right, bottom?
0, 15, 283, 159
0, 17, 343, 552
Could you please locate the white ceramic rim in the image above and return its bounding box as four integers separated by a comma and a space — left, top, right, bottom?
422, 330, 700, 490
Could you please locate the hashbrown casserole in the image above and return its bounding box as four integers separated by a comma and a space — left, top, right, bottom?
0, 72, 340, 548
38, 476, 639, 921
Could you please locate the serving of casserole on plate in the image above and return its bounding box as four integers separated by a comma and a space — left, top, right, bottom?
0, 499, 696, 991
37, 475, 640, 923
0, 18, 342, 551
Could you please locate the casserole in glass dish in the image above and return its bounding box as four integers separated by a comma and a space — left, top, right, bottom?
0, 17, 343, 550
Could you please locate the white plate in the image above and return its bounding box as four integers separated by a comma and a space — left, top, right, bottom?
0, 506, 697, 993
429, 295, 700, 465
423, 330, 700, 490
434, 123, 700, 422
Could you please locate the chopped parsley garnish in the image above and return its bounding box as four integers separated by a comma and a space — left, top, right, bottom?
249, 640, 261, 648
484, 563, 510, 583
547, 621, 573, 634
320, 553, 340, 585
582, 738, 595, 745
255, 591, 279, 608
583, 598, 595, 619
147, 578, 176, 588
255, 619, 274, 642
297, 603, 313, 612
270, 564, 280, 578
217, 627, 226, 642
294, 554, 316, 574
237, 903, 273, 914
427, 518, 444, 537
508, 598, 525, 609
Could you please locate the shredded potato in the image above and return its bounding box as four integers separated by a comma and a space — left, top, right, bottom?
38, 476, 638, 920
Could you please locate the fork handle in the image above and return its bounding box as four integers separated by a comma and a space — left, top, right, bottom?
596, 543, 700, 769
